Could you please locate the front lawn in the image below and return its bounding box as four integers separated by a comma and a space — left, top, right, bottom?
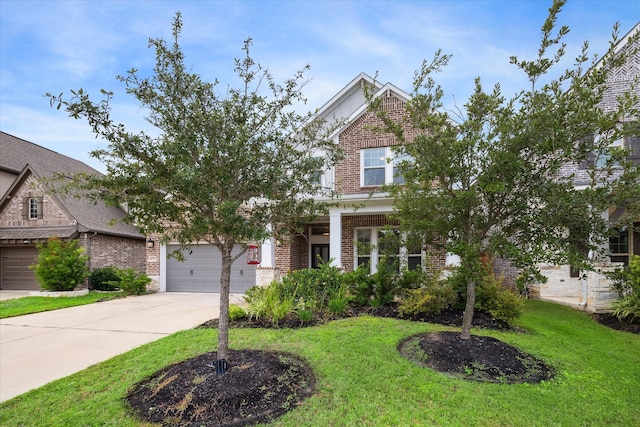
1, 300, 638, 426
0, 291, 125, 318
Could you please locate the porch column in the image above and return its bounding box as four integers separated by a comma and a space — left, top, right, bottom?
260, 224, 274, 268
329, 209, 342, 269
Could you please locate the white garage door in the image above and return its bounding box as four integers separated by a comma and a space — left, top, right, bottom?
166, 244, 256, 293
0, 246, 40, 290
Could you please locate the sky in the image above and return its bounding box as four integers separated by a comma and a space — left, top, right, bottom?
1, 0, 639, 173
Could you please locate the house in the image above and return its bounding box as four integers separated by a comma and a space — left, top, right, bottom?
145, 73, 447, 293
0, 131, 146, 290
533, 22, 640, 311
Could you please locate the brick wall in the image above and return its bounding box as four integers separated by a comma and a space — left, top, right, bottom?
78, 233, 146, 272
335, 94, 417, 195
0, 175, 69, 228
274, 230, 308, 272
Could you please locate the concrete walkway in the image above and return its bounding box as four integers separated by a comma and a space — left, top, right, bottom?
0, 292, 243, 402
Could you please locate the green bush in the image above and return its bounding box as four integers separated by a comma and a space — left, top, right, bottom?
244, 283, 296, 325
30, 237, 89, 291
343, 266, 375, 306
229, 304, 247, 320
398, 279, 457, 317
278, 262, 345, 311
448, 265, 523, 325
370, 258, 400, 307
112, 268, 151, 295
610, 255, 640, 321
89, 267, 121, 291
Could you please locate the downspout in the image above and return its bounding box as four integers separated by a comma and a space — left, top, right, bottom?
578, 251, 594, 308
578, 272, 588, 308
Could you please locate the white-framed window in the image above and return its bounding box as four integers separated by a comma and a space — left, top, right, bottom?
24, 197, 42, 220
360, 147, 411, 187
354, 227, 423, 273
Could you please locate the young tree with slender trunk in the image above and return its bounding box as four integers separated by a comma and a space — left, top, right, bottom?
47, 13, 341, 370
368, 0, 639, 339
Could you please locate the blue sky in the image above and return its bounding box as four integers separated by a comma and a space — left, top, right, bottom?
1, 0, 639, 172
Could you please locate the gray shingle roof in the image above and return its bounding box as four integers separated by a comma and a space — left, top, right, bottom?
0, 131, 144, 240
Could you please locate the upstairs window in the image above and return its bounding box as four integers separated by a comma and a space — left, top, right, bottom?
362, 148, 386, 186
361, 147, 411, 187
23, 197, 43, 220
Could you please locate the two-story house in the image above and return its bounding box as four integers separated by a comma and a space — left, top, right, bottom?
146, 73, 446, 293
0, 132, 146, 290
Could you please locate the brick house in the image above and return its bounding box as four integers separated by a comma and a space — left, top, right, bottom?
144, 73, 447, 293
533, 23, 640, 311
0, 132, 146, 290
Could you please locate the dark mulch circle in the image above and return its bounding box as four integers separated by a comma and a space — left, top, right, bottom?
591, 312, 640, 334
398, 331, 555, 384
126, 349, 315, 427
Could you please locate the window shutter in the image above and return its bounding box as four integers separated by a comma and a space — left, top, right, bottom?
578, 152, 595, 170
22, 197, 29, 220
37, 197, 44, 219
626, 135, 640, 165
577, 134, 595, 170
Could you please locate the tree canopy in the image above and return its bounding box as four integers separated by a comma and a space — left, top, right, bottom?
48, 13, 342, 365
368, 0, 640, 339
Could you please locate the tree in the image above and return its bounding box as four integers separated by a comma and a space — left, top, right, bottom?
47, 13, 341, 370
368, 0, 640, 339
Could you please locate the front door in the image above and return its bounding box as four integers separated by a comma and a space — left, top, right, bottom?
311, 244, 330, 268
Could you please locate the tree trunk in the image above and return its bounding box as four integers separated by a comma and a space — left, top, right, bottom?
461, 276, 476, 340
217, 248, 232, 373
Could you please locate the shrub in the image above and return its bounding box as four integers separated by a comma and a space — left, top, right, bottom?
244, 283, 296, 325
343, 266, 375, 306
89, 267, 121, 291
113, 268, 151, 295
370, 258, 400, 307
398, 279, 457, 318
278, 262, 344, 311
229, 304, 247, 320
609, 255, 640, 322
448, 265, 523, 325
30, 237, 89, 291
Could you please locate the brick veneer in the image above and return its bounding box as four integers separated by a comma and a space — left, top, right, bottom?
335, 94, 418, 195
0, 175, 69, 228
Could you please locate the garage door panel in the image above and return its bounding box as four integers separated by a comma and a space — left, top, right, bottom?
1, 247, 40, 290
166, 245, 256, 293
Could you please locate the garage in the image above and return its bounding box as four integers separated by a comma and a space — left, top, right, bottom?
166, 244, 256, 293
0, 246, 40, 290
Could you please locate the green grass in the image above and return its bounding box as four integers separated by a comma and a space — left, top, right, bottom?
1, 300, 639, 426
0, 292, 125, 318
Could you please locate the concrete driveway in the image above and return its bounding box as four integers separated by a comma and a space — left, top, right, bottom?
0, 292, 243, 402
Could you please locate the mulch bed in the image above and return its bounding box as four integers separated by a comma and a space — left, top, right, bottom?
398, 331, 555, 384
126, 304, 636, 426
591, 312, 640, 334
126, 349, 314, 427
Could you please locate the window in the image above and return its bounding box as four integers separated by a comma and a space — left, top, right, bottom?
24, 197, 43, 220
362, 148, 386, 186
360, 147, 412, 187
610, 228, 629, 254
393, 153, 411, 184
609, 228, 629, 266
354, 227, 423, 273
356, 229, 372, 272
406, 233, 423, 271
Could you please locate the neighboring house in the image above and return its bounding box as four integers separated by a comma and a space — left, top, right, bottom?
0, 131, 146, 290
533, 22, 640, 311
145, 73, 447, 293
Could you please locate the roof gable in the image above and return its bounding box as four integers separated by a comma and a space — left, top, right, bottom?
0, 132, 143, 240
